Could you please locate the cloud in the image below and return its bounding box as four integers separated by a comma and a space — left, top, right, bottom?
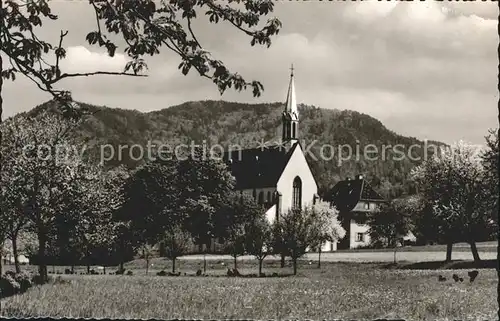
443, 1, 499, 20
60, 46, 129, 73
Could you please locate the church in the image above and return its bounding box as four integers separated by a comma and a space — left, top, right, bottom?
222, 67, 337, 252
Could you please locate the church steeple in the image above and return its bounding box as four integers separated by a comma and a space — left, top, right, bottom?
282, 64, 299, 145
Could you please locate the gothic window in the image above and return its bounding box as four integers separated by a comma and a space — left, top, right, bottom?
292, 176, 302, 209
292, 122, 297, 138
258, 191, 264, 205
253, 189, 257, 200
267, 191, 272, 203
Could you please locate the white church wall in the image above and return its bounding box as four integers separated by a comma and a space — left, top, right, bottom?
276, 145, 318, 213
265, 204, 277, 224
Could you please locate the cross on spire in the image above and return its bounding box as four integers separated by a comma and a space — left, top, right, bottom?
290, 63, 294, 77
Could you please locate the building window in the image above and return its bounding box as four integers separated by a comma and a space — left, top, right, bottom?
252, 189, 257, 200
267, 191, 272, 203
292, 176, 302, 209
292, 123, 297, 139
356, 233, 365, 242
258, 191, 264, 205
364, 202, 370, 210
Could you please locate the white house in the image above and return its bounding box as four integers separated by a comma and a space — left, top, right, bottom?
223, 67, 337, 251
3, 254, 30, 265
327, 175, 386, 249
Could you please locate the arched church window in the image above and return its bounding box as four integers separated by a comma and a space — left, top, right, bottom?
267, 191, 272, 203
292, 176, 302, 209
258, 191, 264, 205
252, 189, 257, 200
292, 123, 297, 139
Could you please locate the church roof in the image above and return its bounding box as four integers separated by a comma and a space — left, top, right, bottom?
222, 143, 299, 190
327, 175, 385, 211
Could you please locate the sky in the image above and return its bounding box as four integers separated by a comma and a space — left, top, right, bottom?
3, 1, 498, 145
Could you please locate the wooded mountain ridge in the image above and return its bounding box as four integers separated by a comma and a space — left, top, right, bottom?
24, 100, 445, 199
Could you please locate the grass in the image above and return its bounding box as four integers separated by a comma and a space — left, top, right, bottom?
1, 259, 497, 320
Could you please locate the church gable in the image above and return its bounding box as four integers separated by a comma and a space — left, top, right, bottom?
276, 142, 318, 212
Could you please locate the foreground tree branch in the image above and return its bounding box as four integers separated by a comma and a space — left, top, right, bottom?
0, 0, 281, 122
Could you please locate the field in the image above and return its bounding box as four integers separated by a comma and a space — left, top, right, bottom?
0, 253, 498, 320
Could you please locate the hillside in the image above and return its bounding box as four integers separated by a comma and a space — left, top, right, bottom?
24, 100, 444, 199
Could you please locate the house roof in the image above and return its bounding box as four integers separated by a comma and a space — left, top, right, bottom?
222, 143, 299, 190
327, 176, 385, 211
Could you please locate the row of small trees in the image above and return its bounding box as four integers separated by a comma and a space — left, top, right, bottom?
0, 109, 345, 281
367, 133, 498, 262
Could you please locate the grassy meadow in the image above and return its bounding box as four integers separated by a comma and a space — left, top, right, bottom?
0, 257, 497, 320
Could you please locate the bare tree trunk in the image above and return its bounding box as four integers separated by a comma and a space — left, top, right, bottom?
280, 253, 285, 268
0, 27, 3, 123
292, 257, 297, 275
233, 255, 237, 270
172, 257, 176, 273
317, 247, 322, 269
470, 241, 481, 262
258, 259, 263, 276
203, 250, 207, 273
0, 247, 3, 275
393, 245, 397, 264
86, 250, 91, 274
12, 237, 20, 273
445, 242, 453, 262
146, 256, 149, 275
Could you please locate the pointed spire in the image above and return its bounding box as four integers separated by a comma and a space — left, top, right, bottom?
284, 64, 298, 119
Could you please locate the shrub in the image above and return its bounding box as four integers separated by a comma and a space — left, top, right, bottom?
157, 270, 167, 276
126, 271, 133, 276
0, 274, 21, 297
14, 272, 33, 292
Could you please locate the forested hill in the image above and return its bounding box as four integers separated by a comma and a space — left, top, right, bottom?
26, 100, 444, 199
